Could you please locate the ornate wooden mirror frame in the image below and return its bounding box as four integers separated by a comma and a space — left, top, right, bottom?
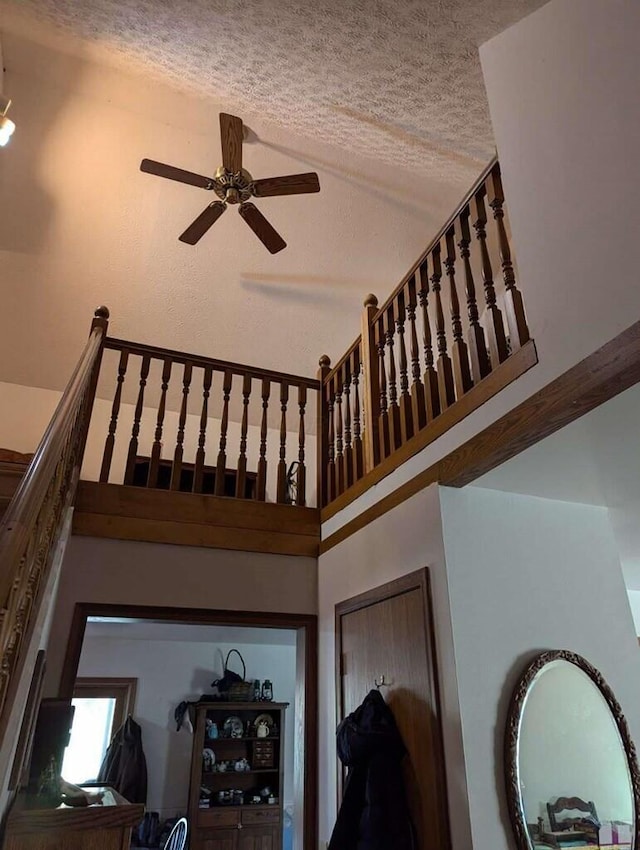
504, 649, 640, 850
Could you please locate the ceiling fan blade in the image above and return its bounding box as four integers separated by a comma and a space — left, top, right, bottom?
179, 202, 227, 245
238, 203, 286, 254
140, 158, 212, 189
219, 113, 243, 173
252, 172, 321, 197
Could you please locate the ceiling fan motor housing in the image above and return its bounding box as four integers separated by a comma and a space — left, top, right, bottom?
213, 166, 254, 204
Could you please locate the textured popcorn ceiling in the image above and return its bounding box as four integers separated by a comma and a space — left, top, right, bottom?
3, 0, 545, 181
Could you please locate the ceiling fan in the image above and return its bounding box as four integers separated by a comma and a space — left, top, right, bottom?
140, 113, 320, 254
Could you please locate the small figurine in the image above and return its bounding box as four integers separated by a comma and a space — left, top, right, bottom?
256, 720, 269, 738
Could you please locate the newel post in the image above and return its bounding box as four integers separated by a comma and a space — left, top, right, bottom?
316, 354, 331, 508
361, 293, 380, 473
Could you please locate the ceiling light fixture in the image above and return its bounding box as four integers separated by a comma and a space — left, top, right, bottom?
0, 95, 15, 146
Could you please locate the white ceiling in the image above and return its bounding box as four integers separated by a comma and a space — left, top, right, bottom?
1, 0, 545, 180
0, 0, 543, 399
472, 383, 640, 590
85, 618, 297, 645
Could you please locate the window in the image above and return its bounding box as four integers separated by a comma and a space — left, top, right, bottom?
61, 678, 136, 785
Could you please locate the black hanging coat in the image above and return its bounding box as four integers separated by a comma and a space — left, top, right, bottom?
97, 716, 148, 804
328, 689, 415, 850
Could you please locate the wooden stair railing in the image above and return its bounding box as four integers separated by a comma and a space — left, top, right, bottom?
319, 158, 537, 513
0, 307, 109, 738
95, 338, 320, 507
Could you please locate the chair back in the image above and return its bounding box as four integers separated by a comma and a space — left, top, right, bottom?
164, 817, 188, 850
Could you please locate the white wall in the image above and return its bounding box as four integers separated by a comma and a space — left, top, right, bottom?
77, 632, 296, 819
44, 535, 316, 697
316, 485, 472, 850
626, 591, 640, 636
439, 486, 640, 850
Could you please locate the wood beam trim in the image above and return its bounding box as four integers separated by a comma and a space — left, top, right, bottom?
439, 318, 640, 486
75, 482, 320, 536
73, 512, 319, 557
320, 339, 537, 521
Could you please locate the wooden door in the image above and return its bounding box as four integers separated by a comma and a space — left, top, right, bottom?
237, 826, 277, 850
336, 569, 450, 850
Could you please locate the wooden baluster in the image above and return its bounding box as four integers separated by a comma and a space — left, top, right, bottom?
215, 370, 233, 496
385, 304, 402, 450
488, 163, 530, 350
193, 366, 213, 494
148, 357, 173, 488
418, 261, 441, 422
256, 378, 271, 502
444, 227, 473, 398
326, 377, 336, 504
342, 358, 354, 488
375, 315, 391, 459
395, 289, 414, 442
235, 374, 252, 498
352, 346, 364, 480
170, 362, 192, 490
296, 385, 307, 506
276, 382, 289, 503
100, 349, 129, 482
317, 356, 331, 507
334, 371, 345, 496
430, 245, 456, 410
473, 186, 509, 365
124, 354, 150, 485
360, 294, 380, 471
406, 275, 426, 431
458, 206, 491, 382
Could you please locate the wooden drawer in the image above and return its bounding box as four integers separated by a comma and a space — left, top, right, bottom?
197, 808, 240, 828
241, 808, 280, 826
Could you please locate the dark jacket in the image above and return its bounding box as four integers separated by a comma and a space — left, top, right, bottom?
97, 715, 147, 804
328, 689, 415, 850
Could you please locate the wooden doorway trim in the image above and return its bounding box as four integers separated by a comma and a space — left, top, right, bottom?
60, 603, 317, 850
334, 568, 450, 846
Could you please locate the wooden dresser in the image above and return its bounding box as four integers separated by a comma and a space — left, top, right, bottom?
3, 787, 144, 850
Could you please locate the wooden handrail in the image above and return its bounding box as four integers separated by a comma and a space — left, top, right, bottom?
323, 335, 362, 385
0, 307, 109, 736
371, 156, 499, 323
105, 337, 320, 390
0, 316, 107, 592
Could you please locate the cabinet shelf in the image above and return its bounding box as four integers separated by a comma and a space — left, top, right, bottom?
203, 769, 279, 777
190, 702, 289, 850
206, 736, 280, 743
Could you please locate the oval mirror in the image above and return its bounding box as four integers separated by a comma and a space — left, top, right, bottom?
505, 650, 640, 850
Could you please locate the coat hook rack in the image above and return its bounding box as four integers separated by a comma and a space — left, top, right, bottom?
374, 675, 389, 689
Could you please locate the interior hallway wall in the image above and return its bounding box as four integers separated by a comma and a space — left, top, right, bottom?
78, 633, 296, 819
439, 486, 640, 850
317, 485, 472, 850
44, 535, 316, 697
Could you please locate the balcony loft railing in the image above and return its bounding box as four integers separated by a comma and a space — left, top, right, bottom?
317, 158, 537, 514
90, 339, 320, 507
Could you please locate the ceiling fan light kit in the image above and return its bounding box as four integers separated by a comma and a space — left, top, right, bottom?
140, 112, 320, 253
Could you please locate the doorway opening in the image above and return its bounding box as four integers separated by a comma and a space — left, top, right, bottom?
59, 604, 317, 850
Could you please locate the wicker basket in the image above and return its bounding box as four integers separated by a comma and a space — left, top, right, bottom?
222, 649, 254, 702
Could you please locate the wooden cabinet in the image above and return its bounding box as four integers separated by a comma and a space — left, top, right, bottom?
188, 703, 287, 850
